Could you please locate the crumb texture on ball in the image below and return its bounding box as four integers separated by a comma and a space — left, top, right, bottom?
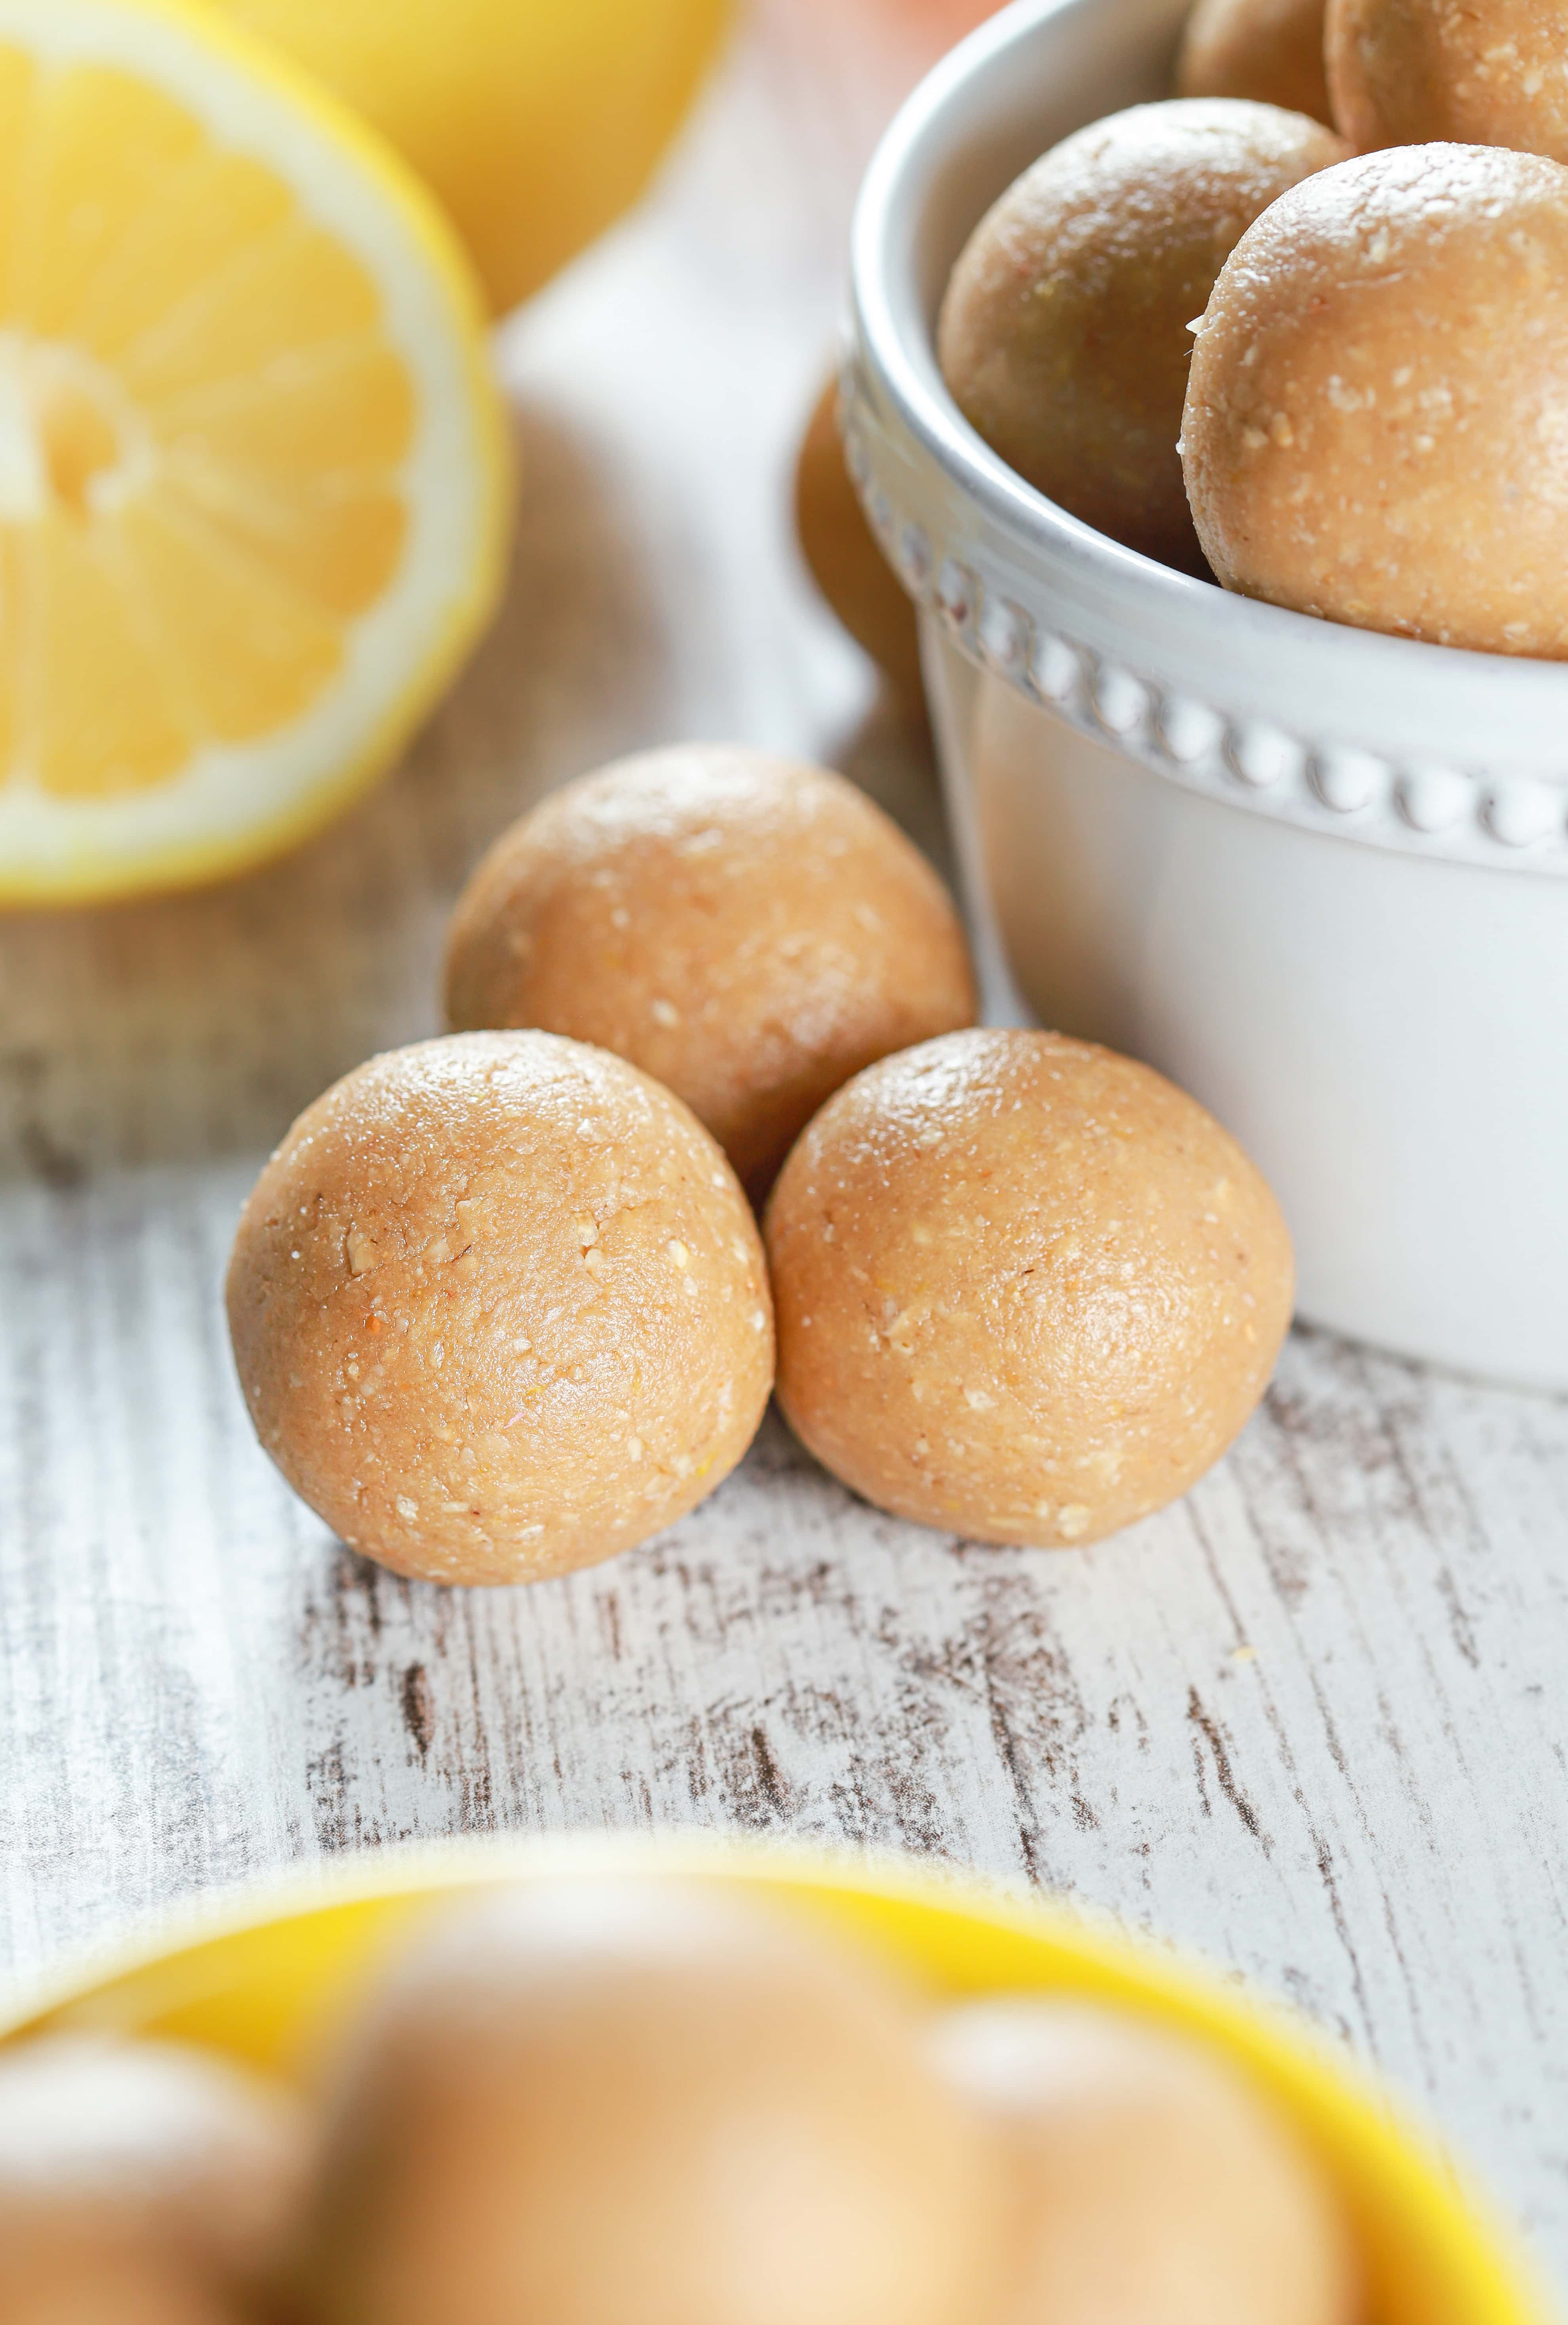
226, 1031, 774, 1586
1178, 0, 1333, 125
795, 377, 925, 699
937, 100, 1346, 570
294, 1877, 1002, 2325
1326, 0, 1568, 160
765, 1029, 1293, 1547
930, 1999, 1361, 2325
1183, 143, 1568, 655
444, 746, 976, 1199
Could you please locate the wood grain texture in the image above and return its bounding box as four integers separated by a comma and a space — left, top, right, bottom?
2, 0, 1566, 2296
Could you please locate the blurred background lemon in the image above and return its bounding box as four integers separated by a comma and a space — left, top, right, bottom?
201, 0, 734, 314
0, 0, 731, 904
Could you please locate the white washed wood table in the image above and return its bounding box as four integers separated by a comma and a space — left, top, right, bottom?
2, 2, 1566, 2296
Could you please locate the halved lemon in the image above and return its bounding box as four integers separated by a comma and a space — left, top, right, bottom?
0, 0, 511, 906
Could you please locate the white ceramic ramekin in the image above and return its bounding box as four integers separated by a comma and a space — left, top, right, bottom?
845, 0, 1568, 1389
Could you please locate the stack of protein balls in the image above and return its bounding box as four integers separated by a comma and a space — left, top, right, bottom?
226, 742, 1295, 1586
0, 1874, 1363, 2325
921, 0, 1568, 655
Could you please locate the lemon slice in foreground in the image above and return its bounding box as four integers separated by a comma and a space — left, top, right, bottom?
0, 0, 511, 906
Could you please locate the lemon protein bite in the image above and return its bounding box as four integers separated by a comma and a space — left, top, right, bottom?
1182, 143, 1568, 655
0, 2242, 249, 2325
936, 100, 1347, 572
292, 1878, 1004, 2325
1325, 0, 1568, 160
765, 1030, 1293, 1547
226, 1031, 774, 1585
794, 375, 925, 700
930, 2000, 1360, 2325
0, 2036, 311, 2317
444, 746, 977, 1201
1178, 0, 1333, 126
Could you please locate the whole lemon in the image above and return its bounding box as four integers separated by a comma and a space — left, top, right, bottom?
203, 0, 731, 313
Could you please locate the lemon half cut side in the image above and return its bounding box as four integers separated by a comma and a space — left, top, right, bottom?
0, 0, 511, 906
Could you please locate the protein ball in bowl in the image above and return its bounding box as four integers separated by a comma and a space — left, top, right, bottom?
936, 99, 1347, 572
1326, 0, 1568, 159
294, 1878, 1004, 2325
930, 1999, 1359, 2325
765, 1030, 1293, 1547
0, 2036, 311, 2319
444, 745, 976, 1201
1183, 143, 1568, 654
1178, 0, 1332, 126
226, 1030, 774, 1585
0, 2245, 247, 2325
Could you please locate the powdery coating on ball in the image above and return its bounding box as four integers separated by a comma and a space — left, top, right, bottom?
765, 1030, 1293, 1548
0, 2036, 311, 2298
936, 100, 1346, 571
294, 1878, 1004, 2325
795, 377, 925, 699
930, 2000, 1360, 2325
444, 747, 976, 1200
1179, 0, 1333, 125
1182, 143, 1568, 655
226, 1031, 774, 1585
1326, 0, 1568, 159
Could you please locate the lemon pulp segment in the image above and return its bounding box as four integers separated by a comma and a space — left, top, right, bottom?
0, 0, 509, 904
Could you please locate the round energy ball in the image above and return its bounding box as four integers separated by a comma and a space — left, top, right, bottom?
294, 1878, 1004, 2325
226, 1031, 774, 1585
444, 746, 976, 1201
794, 375, 925, 700
0, 2242, 246, 2325
765, 1029, 1293, 1547
930, 2000, 1359, 2325
0, 2036, 310, 2314
937, 100, 1346, 571
1325, 0, 1568, 159
1183, 143, 1568, 654
1178, 0, 1332, 125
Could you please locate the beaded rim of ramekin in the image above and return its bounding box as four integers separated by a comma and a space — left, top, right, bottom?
847, 0, 1568, 873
